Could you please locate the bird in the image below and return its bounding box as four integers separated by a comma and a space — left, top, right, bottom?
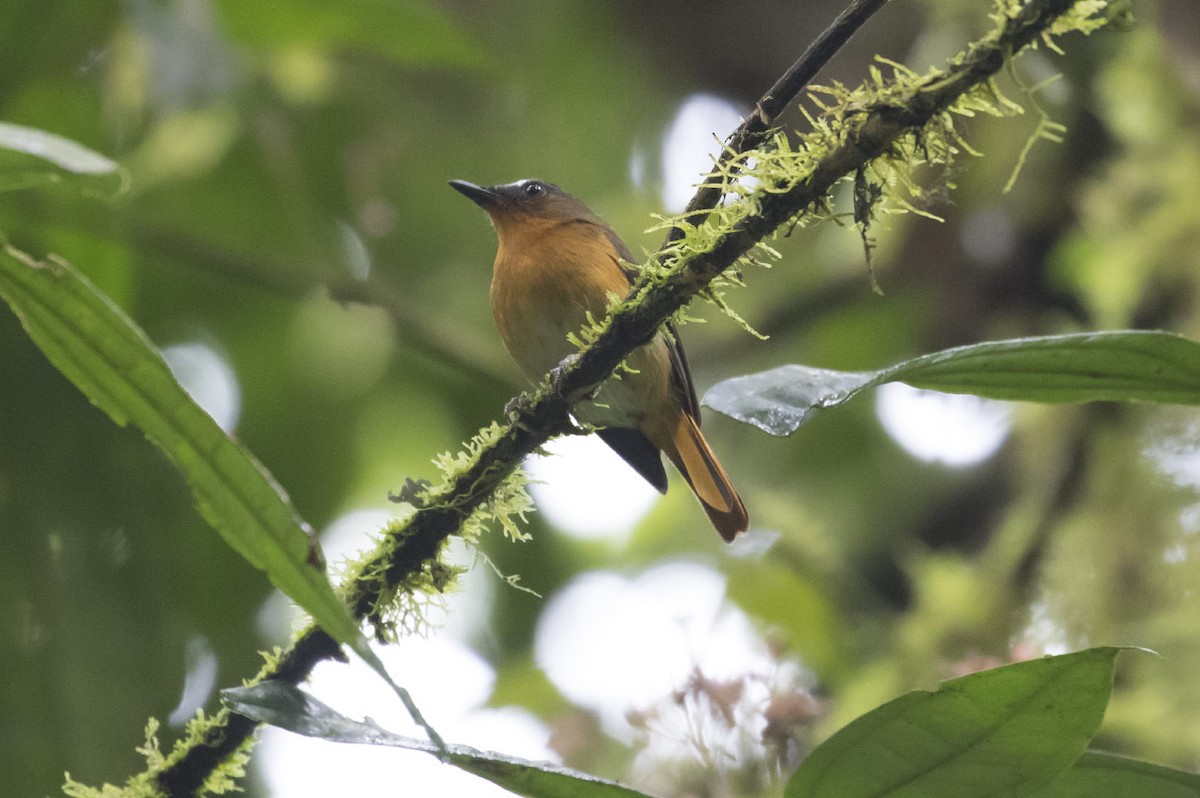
449, 177, 748, 541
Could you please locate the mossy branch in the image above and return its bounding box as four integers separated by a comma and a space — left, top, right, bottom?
666, 0, 890, 243
139, 0, 1110, 794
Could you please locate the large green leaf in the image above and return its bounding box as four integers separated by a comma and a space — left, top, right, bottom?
0, 245, 372, 677
1032, 751, 1200, 797
223, 681, 655, 798
786, 648, 1122, 798
704, 332, 1200, 436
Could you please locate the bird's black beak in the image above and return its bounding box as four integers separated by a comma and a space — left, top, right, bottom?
449, 179, 502, 209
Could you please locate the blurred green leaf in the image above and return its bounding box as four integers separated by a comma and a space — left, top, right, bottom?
0, 244, 367, 668
0, 169, 78, 193
705, 332, 1200, 436
223, 681, 656, 798
785, 648, 1122, 798
1032, 751, 1200, 797
211, 0, 481, 67
0, 121, 122, 194
0, 120, 119, 174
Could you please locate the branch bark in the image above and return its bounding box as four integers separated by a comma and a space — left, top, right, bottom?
152, 0, 1097, 793
666, 0, 890, 243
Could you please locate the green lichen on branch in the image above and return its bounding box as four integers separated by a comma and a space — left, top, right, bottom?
625, 0, 1114, 315
74, 2, 1118, 796
62, 720, 165, 798
343, 420, 540, 639
348, 0, 1118, 656
62, 715, 248, 798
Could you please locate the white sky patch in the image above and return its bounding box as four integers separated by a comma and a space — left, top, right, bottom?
661, 93, 745, 213
253, 504, 543, 796
167, 634, 218, 727
1144, 415, 1200, 493
533, 561, 774, 741
1142, 413, 1200, 565
162, 341, 241, 433
875, 382, 1011, 466
524, 434, 660, 542
257, 638, 554, 798
1019, 599, 1073, 657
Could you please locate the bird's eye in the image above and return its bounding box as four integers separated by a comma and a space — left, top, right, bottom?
523, 181, 546, 197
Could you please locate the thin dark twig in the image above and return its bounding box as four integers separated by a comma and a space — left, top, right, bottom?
667, 0, 891, 244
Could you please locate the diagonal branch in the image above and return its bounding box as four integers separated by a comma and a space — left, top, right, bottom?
354, 1, 1089, 590
153, 0, 1102, 793
666, 0, 890, 243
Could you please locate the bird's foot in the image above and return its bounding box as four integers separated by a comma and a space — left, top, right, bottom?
549, 353, 604, 403
504, 392, 535, 427
547, 353, 580, 396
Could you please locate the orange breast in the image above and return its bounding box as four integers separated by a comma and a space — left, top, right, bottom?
489, 217, 631, 380
488, 214, 678, 434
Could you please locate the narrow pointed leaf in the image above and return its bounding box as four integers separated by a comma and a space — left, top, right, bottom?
785, 648, 1122, 798
0, 246, 369, 670
224, 682, 655, 798
705, 332, 1200, 436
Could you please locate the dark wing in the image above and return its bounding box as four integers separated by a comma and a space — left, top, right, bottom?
663, 321, 701, 420
563, 221, 684, 490
599, 224, 702, 422
596, 427, 668, 493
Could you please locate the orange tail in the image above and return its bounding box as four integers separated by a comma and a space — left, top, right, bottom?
662, 413, 748, 542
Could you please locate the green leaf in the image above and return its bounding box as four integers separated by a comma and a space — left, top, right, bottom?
223, 682, 656, 798
0, 245, 368, 672
704, 331, 1200, 436
0, 121, 119, 174
0, 245, 444, 741
785, 648, 1123, 798
0, 121, 123, 193
704, 364, 875, 437
1032, 751, 1200, 797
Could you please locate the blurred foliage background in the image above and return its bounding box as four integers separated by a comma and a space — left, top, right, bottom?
2, 0, 1200, 796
